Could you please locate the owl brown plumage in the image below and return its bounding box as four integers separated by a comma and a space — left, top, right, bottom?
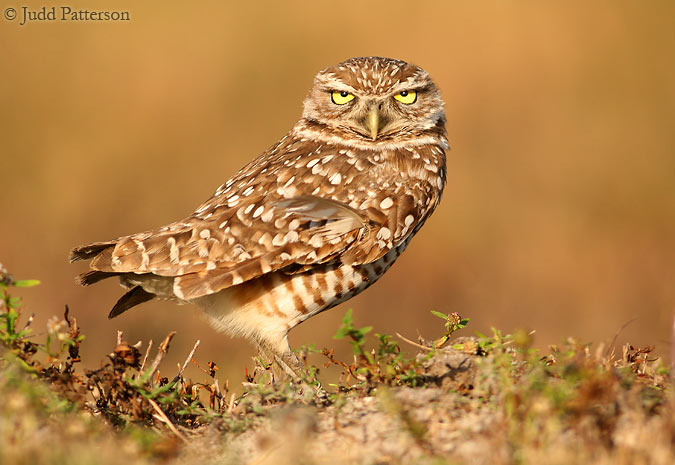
71, 57, 448, 375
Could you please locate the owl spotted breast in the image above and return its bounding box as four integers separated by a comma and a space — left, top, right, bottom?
70, 56, 448, 375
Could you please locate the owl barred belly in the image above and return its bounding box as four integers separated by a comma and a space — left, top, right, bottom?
70, 56, 448, 374
197, 238, 412, 354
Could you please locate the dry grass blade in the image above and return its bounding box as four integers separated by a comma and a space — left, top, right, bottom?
396, 332, 433, 351
606, 317, 638, 358
171, 339, 200, 384
140, 339, 154, 372
147, 397, 189, 444
147, 332, 176, 383
227, 392, 236, 413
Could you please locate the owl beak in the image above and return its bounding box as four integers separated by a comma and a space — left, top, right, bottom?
366, 107, 380, 140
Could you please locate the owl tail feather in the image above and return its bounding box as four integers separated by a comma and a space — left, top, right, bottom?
69, 241, 115, 262
108, 286, 155, 319
75, 270, 120, 286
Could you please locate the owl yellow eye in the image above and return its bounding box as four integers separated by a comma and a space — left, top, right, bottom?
331, 91, 355, 105
393, 90, 417, 104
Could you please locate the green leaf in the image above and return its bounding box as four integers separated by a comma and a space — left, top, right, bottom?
334, 309, 356, 339
430, 310, 447, 319
357, 326, 373, 337
12, 279, 40, 288
334, 328, 348, 339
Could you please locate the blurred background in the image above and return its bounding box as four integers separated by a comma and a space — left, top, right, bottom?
1, 1, 674, 386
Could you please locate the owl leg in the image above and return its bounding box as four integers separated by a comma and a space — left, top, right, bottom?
264, 342, 326, 399
276, 349, 306, 380
254, 335, 305, 380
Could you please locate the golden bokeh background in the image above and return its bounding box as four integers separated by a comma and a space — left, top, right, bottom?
2, 1, 674, 384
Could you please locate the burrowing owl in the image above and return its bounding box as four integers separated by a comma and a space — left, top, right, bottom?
71, 57, 448, 375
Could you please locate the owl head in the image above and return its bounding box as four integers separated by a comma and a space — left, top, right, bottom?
300, 57, 445, 146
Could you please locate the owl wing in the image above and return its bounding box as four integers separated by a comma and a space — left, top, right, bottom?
168, 188, 435, 300
72, 195, 370, 300
173, 195, 375, 299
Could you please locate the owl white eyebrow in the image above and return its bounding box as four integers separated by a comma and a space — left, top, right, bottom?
390, 83, 430, 95
325, 84, 358, 94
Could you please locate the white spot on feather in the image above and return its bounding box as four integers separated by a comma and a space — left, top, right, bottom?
329, 173, 342, 185
379, 197, 394, 209
261, 209, 274, 222
272, 233, 287, 246
231, 272, 243, 286
283, 176, 295, 188
377, 227, 391, 240
168, 237, 179, 264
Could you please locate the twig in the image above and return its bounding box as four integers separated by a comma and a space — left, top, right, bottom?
148, 397, 189, 444
116, 330, 123, 346
213, 379, 222, 410
227, 392, 236, 413
606, 317, 638, 357
214, 378, 221, 396
23, 313, 35, 331
146, 332, 176, 383
140, 339, 154, 372
395, 332, 433, 351
171, 339, 200, 384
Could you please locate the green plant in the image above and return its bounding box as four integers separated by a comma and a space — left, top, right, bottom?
325, 309, 433, 392
430, 310, 469, 349
0, 270, 40, 348
333, 308, 373, 360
